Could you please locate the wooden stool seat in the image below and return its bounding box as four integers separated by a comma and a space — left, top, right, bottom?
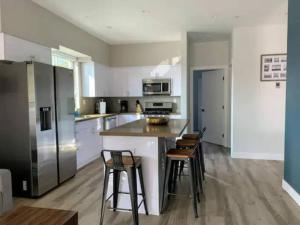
176, 139, 198, 148
182, 133, 200, 140
166, 149, 195, 158
106, 156, 142, 168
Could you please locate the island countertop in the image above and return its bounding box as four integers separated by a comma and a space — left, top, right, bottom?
100, 119, 189, 137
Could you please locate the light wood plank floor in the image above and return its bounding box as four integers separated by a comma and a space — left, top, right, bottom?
15, 143, 300, 225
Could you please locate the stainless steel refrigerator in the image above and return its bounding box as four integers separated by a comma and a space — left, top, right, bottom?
0, 61, 77, 197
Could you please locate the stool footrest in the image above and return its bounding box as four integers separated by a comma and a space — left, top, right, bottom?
107, 199, 145, 212
106, 191, 143, 203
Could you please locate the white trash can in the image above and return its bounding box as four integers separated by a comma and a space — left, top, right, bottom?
0, 169, 13, 215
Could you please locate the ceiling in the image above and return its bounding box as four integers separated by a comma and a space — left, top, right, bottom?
32, 0, 288, 45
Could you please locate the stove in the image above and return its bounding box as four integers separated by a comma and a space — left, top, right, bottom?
143, 102, 173, 116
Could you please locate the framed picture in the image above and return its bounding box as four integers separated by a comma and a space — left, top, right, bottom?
261, 54, 287, 81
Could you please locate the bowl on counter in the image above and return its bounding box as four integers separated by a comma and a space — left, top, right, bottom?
146, 117, 169, 125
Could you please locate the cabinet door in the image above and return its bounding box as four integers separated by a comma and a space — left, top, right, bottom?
117, 114, 142, 127
171, 64, 181, 96
169, 114, 182, 119
75, 119, 102, 169
117, 115, 127, 127
128, 74, 143, 97
110, 68, 128, 97
95, 63, 110, 97
81, 62, 96, 97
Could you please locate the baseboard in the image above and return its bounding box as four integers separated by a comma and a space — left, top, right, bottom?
282, 180, 300, 206
77, 153, 101, 170
231, 152, 284, 161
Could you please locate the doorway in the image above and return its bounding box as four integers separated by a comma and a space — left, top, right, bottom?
192, 68, 228, 146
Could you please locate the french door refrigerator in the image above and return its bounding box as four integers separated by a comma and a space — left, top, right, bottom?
0, 61, 77, 197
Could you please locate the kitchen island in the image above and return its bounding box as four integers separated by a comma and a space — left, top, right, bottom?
100, 119, 189, 215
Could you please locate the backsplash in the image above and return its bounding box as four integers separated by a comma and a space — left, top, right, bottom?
80, 96, 181, 115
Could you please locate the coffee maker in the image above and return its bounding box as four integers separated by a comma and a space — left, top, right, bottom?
120, 100, 128, 113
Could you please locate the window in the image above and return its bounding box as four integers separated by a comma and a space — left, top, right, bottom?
52, 50, 81, 111
52, 50, 75, 69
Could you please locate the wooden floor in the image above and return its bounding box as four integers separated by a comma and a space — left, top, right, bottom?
15, 143, 300, 225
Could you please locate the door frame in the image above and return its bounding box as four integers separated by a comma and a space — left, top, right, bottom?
190, 65, 231, 148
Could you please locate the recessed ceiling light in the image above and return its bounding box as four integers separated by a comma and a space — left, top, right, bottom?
142, 10, 150, 14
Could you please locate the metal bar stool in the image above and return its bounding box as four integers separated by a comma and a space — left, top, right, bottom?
174, 139, 204, 195
100, 150, 149, 225
182, 127, 207, 178
162, 145, 199, 218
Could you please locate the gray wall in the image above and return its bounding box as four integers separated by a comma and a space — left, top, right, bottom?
189, 41, 230, 67
0, 0, 110, 65
284, 0, 300, 194
110, 42, 181, 67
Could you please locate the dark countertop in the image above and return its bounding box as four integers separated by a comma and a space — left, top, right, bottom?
100, 119, 189, 137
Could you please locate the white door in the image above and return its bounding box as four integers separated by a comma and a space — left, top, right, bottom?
201, 70, 224, 145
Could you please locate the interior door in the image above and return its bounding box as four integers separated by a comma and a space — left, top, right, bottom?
54, 66, 77, 183
201, 70, 224, 145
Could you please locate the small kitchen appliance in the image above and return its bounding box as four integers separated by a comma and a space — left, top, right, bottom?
99, 99, 106, 114
120, 100, 128, 113
142, 79, 171, 96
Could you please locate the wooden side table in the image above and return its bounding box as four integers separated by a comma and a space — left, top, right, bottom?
0, 206, 78, 225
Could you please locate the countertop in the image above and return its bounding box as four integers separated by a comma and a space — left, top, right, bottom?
75, 114, 117, 122
100, 119, 189, 137
75, 112, 181, 122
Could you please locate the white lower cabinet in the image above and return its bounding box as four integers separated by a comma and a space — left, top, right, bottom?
75, 118, 104, 169
117, 114, 144, 126
169, 114, 182, 119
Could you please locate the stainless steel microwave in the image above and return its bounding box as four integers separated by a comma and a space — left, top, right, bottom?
142, 79, 171, 95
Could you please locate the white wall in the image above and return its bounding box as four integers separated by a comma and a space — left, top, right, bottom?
181, 32, 189, 119
189, 41, 230, 67
231, 25, 287, 160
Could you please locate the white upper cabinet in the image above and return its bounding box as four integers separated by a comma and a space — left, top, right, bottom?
1, 33, 51, 64
81, 61, 111, 97
81, 62, 96, 97
95, 63, 110, 97
170, 64, 181, 96
81, 62, 181, 97
110, 68, 129, 97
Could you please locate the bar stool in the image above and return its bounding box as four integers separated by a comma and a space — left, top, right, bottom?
100, 150, 148, 225
175, 139, 203, 194
162, 145, 199, 218
182, 127, 207, 177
